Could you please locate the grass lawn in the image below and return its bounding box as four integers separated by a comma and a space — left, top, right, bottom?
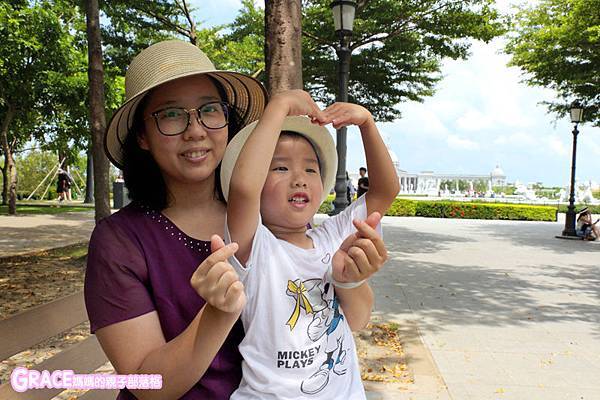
0, 204, 93, 215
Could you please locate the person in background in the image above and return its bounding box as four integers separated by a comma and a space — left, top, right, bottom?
56, 168, 71, 202
346, 171, 356, 204
576, 207, 599, 241
357, 167, 369, 198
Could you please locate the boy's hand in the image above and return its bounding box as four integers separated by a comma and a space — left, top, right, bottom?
270, 90, 324, 121
318, 102, 374, 130
190, 235, 246, 314
331, 212, 388, 284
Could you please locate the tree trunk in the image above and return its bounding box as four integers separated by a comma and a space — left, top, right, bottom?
84, 146, 94, 203
86, 0, 111, 222
1, 162, 7, 205
264, 0, 303, 95
0, 105, 17, 214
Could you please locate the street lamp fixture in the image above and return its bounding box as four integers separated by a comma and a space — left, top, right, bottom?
330, 0, 356, 215
331, 0, 356, 36
561, 101, 584, 237
570, 101, 583, 123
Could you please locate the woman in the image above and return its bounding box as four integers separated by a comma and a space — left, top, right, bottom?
84, 40, 268, 400
85, 40, 390, 400
576, 207, 599, 240
56, 168, 71, 201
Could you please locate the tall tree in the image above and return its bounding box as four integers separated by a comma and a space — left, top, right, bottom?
505, 0, 600, 126
303, 0, 506, 121
228, 1, 506, 121
86, 0, 111, 221
264, 0, 303, 94
0, 1, 76, 214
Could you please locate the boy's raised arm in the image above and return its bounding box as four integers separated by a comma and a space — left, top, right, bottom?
226, 90, 323, 265
319, 103, 399, 216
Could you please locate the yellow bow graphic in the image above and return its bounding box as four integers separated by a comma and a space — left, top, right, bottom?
286, 280, 315, 330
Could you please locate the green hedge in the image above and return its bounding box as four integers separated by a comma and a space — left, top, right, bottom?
557, 204, 600, 214
318, 194, 335, 214
319, 197, 557, 221
412, 201, 556, 221
386, 198, 417, 216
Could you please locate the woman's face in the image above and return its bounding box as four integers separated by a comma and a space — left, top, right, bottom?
139, 75, 228, 188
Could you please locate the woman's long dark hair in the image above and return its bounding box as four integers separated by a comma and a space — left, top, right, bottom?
122, 76, 243, 210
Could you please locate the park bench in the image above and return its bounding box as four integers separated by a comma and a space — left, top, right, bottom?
0, 291, 118, 400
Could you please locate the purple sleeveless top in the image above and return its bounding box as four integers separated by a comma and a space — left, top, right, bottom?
84, 203, 243, 399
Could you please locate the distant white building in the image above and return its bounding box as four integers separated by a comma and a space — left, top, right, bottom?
347, 142, 507, 195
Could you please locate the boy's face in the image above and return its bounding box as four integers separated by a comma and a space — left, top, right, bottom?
260, 135, 323, 230
359, 169, 366, 177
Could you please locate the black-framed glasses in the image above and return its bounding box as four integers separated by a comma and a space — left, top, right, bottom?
148, 101, 230, 136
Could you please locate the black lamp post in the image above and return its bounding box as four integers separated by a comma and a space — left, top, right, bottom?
561, 101, 584, 237
330, 0, 356, 215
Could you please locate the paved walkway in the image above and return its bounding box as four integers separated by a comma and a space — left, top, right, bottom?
2, 211, 600, 399
367, 214, 600, 400
0, 211, 96, 258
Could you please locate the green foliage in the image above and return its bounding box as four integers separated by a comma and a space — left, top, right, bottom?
229, 0, 506, 121
318, 194, 335, 214
386, 198, 417, 216
0, 204, 91, 215
493, 185, 516, 195
0, 2, 76, 154
317, 197, 557, 221
557, 204, 600, 214
506, 0, 600, 126
14, 151, 58, 200
438, 179, 488, 192
216, 0, 265, 76
413, 201, 557, 221
535, 187, 561, 199
100, 1, 264, 118
0, 1, 94, 177
10, 150, 88, 200
301, 0, 507, 121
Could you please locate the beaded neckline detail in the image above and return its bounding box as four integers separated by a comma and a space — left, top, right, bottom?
140, 204, 210, 253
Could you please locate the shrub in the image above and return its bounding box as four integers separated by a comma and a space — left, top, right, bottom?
557, 204, 600, 214
318, 197, 557, 221
385, 198, 417, 216
415, 201, 556, 221
318, 194, 335, 214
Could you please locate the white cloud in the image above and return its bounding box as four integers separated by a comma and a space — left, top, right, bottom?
193, 0, 600, 186
547, 136, 568, 156
456, 109, 494, 131
589, 141, 600, 157
493, 131, 538, 147
385, 103, 449, 138
447, 135, 480, 150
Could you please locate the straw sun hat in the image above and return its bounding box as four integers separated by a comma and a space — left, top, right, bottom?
220, 116, 337, 204
105, 40, 268, 169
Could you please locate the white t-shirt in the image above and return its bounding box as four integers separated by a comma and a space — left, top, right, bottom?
226, 196, 378, 399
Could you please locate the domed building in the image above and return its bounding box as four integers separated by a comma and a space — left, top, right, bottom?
388, 147, 400, 173
395, 163, 509, 195
491, 165, 506, 186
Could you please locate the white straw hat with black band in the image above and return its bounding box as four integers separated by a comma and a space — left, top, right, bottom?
220, 116, 337, 204
105, 40, 269, 169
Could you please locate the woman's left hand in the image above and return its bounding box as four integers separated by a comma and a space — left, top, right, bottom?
331, 212, 388, 284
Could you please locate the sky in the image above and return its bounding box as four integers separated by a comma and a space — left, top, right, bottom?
191, 0, 599, 187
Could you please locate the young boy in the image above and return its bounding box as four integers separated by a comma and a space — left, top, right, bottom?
220, 90, 399, 398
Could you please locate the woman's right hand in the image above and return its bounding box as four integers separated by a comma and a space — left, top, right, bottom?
190, 235, 246, 315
